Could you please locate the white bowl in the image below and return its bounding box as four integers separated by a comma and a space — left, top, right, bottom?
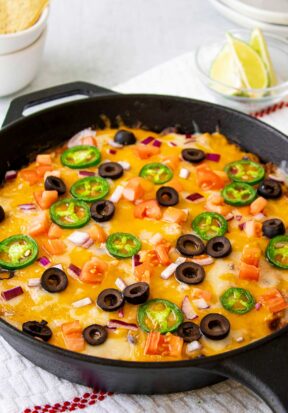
0, 7, 48, 55
0, 29, 46, 97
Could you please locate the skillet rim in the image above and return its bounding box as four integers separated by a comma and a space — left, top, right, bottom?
1, 92, 288, 368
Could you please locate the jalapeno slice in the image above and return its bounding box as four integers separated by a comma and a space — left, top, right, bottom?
50, 198, 90, 229
0, 235, 38, 269
220, 287, 255, 314
106, 232, 141, 258
61, 145, 101, 169
266, 235, 288, 269
137, 298, 184, 333
225, 160, 265, 185
192, 212, 228, 241
70, 176, 109, 202
222, 182, 257, 206
139, 163, 173, 185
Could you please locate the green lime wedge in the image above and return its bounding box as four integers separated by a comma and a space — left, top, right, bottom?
250, 28, 277, 87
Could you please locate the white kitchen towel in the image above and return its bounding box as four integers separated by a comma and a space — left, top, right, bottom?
1, 51, 287, 413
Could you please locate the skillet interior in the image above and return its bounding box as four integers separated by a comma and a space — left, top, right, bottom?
1, 91, 288, 411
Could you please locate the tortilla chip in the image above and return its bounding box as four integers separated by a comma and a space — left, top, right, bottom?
0, 0, 48, 34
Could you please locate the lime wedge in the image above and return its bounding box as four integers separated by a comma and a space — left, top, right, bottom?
226, 33, 268, 90
210, 45, 243, 95
250, 28, 277, 87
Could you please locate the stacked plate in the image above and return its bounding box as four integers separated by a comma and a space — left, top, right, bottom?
210, 0, 288, 35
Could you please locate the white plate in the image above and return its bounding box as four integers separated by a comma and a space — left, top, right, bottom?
210, 0, 288, 35
220, 0, 288, 25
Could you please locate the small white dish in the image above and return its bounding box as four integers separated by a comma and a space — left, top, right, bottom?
0, 7, 48, 55
209, 0, 288, 36
220, 0, 288, 25
0, 29, 47, 97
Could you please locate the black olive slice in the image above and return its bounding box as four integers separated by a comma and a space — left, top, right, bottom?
97, 288, 124, 312
156, 186, 179, 207
200, 313, 230, 340
182, 148, 205, 164
257, 179, 282, 199
41, 268, 68, 293
83, 324, 108, 346
177, 321, 201, 342
91, 200, 115, 222
44, 176, 66, 195
176, 234, 205, 257
206, 236, 232, 258
114, 130, 136, 146
262, 218, 285, 239
99, 162, 124, 180
123, 282, 150, 304
175, 262, 205, 285
22, 320, 52, 342
0, 206, 5, 223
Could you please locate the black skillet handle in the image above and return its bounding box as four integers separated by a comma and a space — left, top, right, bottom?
213, 330, 288, 413
2, 81, 117, 127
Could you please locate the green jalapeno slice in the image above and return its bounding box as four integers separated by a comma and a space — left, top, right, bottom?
192, 212, 228, 241
222, 182, 257, 206
139, 163, 173, 185
225, 160, 265, 185
106, 232, 141, 258
0, 235, 38, 269
70, 176, 109, 202
50, 198, 90, 229
61, 145, 101, 169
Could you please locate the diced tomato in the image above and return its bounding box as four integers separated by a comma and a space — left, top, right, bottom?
163, 155, 180, 170
168, 178, 183, 192
239, 261, 260, 281
144, 332, 183, 356
61, 321, 85, 352
134, 261, 152, 282
196, 164, 225, 190
250, 197, 268, 215
155, 243, 171, 266
36, 154, 52, 165
48, 223, 63, 239
27, 211, 50, 236
242, 245, 261, 267
135, 145, 160, 159
36, 165, 54, 178
260, 289, 288, 313
20, 169, 39, 185
134, 200, 162, 220
162, 207, 187, 224
192, 288, 212, 302
244, 220, 262, 238
205, 193, 231, 216
43, 239, 66, 255
80, 257, 108, 284
88, 224, 107, 243
123, 178, 145, 202
34, 190, 58, 209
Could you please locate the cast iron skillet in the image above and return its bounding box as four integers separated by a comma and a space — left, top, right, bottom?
1, 82, 288, 413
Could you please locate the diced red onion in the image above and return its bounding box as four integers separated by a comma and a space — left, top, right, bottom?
52, 264, 63, 270
225, 213, 234, 221
115, 277, 127, 291
118, 161, 131, 170
255, 302, 262, 311
18, 203, 36, 211
140, 136, 154, 145
268, 174, 285, 183
254, 213, 265, 221
108, 319, 138, 331
68, 128, 96, 148
82, 238, 94, 249
118, 308, 124, 318
108, 140, 123, 148
152, 139, 162, 148
38, 256, 51, 267
161, 257, 186, 280
68, 231, 90, 246
239, 222, 246, 231
235, 215, 242, 221
109, 149, 117, 155
132, 254, 142, 268
68, 263, 81, 277
185, 134, 192, 139
179, 168, 190, 179
168, 142, 177, 147
1, 286, 23, 301
5, 170, 17, 180
27, 278, 40, 287
110, 185, 124, 203
186, 340, 202, 353
192, 298, 209, 309
150, 233, 163, 245
186, 193, 204, 203
78, 170, 95, 177
72, 297, 92, 308
182, 296, 198, 320
206, 153, 221, 162
191, 256, 214, 266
